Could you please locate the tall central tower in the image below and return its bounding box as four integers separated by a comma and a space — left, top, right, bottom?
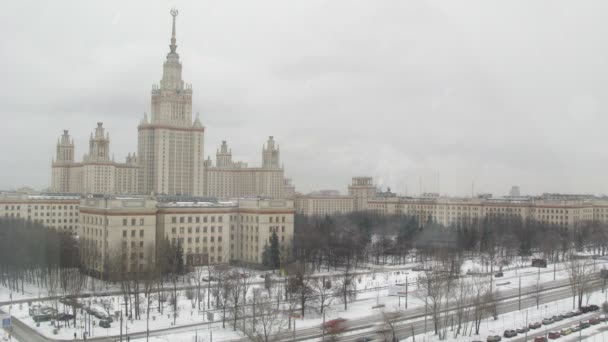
138, 9, 205, 195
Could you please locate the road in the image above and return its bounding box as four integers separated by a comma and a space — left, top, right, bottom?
1, 268, 602, 342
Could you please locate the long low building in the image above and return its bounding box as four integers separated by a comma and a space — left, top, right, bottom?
0, 192, 294, 279
295, 177, 608, 229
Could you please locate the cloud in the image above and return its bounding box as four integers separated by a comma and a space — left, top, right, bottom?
1, 0, 608, 196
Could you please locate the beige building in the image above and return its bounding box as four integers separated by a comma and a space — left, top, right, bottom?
75, 195, 294, 277
0, 192, 81, 233
51, 124, 139, 194
137, 11, 204, 196
295, 190, 354, 216
50, 11, 294, 199
203, 138, 290, 199
348, 177, 377, 211
79, 196, 158, 277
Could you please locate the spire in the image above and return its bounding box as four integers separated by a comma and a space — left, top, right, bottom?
169, 8, 179, 53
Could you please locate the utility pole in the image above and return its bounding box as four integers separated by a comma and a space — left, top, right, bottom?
518, 276, 521, 311
405, 275, 409, 309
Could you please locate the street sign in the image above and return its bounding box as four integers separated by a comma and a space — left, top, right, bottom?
0, 314, 10, 328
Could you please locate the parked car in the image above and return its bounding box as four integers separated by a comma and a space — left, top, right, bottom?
486, 335, 502, 342
99, 319, 111, 328
599, 314, 607, 322
579, 321, 591, 329
589, 304, 600, 311
548, 331, 561, 339
516, 327, 530, 334
552, 315, 564, 322
573, 310, 583, 316
542, 318, 554, 325
590, 317, 601, 325
495, 272, 504, 278
562, 312, 575, 318
503, 329, 517, 338
33, 314, 53, 322
581, 306, 592, 313
534, 337, 547, 342
570, 325, 580, 332
529, 322, 542, 329
55, 313, 74, 321
560, 328, 572, 336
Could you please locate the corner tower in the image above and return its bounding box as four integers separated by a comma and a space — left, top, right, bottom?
138, 9, 205, 196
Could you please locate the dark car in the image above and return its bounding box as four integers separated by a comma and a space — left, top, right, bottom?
495, 272, 504, 278
503, 330, 517, 338
529, 322, 542, 329
548, 331, 561, 340
516, 327, 530, 334
542, 318, 554, 325
99, 319, 111, 328
589, 304, 600, 311
579, 321, 591, 329
56, 313, 74, 321
581, 306, 592, 313
487, 335, 502, 342
552, 315, 563, 322
590, 317, 600, 325
563, 312, 575, 318
33, 314, 53, 322
534, 337, 547, 342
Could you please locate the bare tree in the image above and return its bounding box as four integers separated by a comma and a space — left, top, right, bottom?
565, 253, 593, 309
246, 294, 287, 342
310, 276, 334, 314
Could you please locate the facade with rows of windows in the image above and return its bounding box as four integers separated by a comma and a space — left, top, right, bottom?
0, 192, 81, 233
77, 196, 294, 278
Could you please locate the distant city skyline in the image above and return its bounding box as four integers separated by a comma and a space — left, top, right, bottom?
2, 1, 608, 196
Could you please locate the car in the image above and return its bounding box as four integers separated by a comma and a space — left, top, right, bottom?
552, 315, 563, 322
562, 312, 575, 318
55, 313, 74, 321
560, 328, 572, 336
570, 325, 580, 332
495, 272, 504, 278
486, 335, 502, 342
534, 337, 547, 342
589, 304, 600, 311
516, 327, 530, 334
590, 317, 601, 325
542, 318, 554, 325
322, 318, 349, 334
99, 319, 111, 328
33, 314, 53, 322
579, 321, 590, 329
573, 310, 583, 316
548, 331, 561, 339
581, 306, 592, 313
529, 322, 542, 329
503, 330, 517, 338
599, 314, 607, 322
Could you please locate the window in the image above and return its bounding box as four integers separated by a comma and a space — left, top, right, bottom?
270, 217, 273, 223
140, 230, 144, 237
218, 226, 223, 233
196, 217, 200, 223
123, 230, 127, 238
172, 217, 176, 223
211, 216, 215, 223
131, 230, 135, 237
211, 226, 215, 233
180, 227, 184, 234
131, 218, 136, 226
123, 218, 127, 226
180, 217, 184, 223
282, 226, 285, 233
188, 227, 192, 233
140, 218, 144, 225
188, 216, 192, 223
219, 216, 223, 223
172, 227, 176, 234
140, 241, 144, 247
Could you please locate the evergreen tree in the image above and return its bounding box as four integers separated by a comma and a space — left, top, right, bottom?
175, 240, 184, 274
262, 232, 281, 271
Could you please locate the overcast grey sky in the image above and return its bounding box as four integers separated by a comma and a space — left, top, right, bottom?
1, 0, 607, 196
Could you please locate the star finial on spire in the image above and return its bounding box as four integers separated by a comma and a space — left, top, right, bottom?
169, 8, 179, 53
